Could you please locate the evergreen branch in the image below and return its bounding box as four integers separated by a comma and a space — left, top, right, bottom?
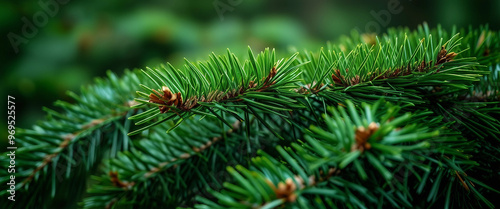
3, 24, 500, 209
195, 99, 498, 208
143, 119, 241, 179
21, 112, 127, 187
82, 115, 262, 208
0, 70, 150, 208
295, 23, 499, 110
130, 48, 306, 135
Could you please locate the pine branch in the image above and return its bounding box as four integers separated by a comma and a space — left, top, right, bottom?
0, 70, 150, 208
195, 100, 497, 208
82, 115, 272, 208
2, 24, 500, 209
129, 48, 306, 135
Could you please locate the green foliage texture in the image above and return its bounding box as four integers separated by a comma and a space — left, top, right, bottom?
1, 23, 500, 209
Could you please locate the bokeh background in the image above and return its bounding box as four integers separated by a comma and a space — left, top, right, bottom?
1, 0, 500, 146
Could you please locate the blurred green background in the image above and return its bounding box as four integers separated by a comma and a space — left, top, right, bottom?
1, 0, 499, 146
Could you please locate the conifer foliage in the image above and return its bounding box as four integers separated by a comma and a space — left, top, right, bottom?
1, 24, 500, 208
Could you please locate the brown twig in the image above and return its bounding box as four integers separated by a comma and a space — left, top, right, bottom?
149, 67, 279, 113
21, 109, 130, 187
112, 119, 241, 188
109, 171, 135, 189
331, 46, 457, 87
